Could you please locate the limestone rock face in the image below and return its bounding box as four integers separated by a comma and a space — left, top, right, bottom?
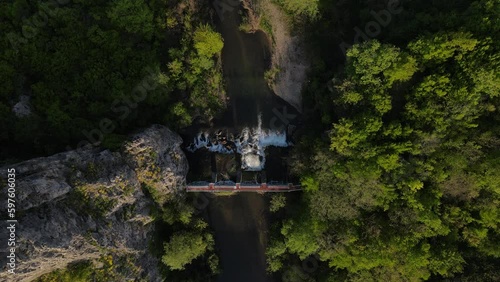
0, 125, 188, 282
125, 125, 188, 205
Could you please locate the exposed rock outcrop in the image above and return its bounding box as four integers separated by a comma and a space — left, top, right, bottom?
238, 0, 308, 112
0, 125, 188, 281
258, 0, 309, 113
12, 95, 31, 118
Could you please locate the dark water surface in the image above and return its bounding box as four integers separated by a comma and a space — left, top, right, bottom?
215, 5, 296, 129
208, 193, 273, 282
204, 5, 288, 282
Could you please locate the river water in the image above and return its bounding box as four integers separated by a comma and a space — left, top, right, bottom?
186, 2, 301, 281
185, 1, 299, 172
207, 193, 273, 282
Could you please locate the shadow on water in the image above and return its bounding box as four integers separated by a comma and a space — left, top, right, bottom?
207, 193, 274, 282
214, 3, 297, 129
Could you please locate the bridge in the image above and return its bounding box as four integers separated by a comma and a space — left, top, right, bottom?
186, 181, 302, 193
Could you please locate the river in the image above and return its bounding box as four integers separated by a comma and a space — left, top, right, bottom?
187, 2, 300, 281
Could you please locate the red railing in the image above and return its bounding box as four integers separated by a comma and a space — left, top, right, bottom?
186, 182, 302, 192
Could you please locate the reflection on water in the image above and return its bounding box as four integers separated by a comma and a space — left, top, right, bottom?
207, 193, 274, 282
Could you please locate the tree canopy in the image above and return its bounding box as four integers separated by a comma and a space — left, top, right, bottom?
0, 0, 225, 160
162, 231, 215, 271
269, 0, 500, 280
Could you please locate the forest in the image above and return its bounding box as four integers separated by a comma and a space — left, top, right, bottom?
0, 0, 225, 161
267, 0, 500, 281
2, 0, 224, 281
2, 0, 499, 281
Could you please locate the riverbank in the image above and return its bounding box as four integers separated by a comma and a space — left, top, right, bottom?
240, 0, 310, 113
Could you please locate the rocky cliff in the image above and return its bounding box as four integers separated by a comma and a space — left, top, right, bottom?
0, 125, 188, 281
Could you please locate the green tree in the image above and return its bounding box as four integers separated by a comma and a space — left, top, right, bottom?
193, 25, 224, 58
107, 0, 154, 38
270, 193, 287, 213
162, 231, 214, 270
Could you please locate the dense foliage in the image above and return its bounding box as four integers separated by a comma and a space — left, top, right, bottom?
274, 0, 319, 19
2, 1, 224, 281
36, 254, 145, 282
151, 191, 220, 281
268, 0, 500, 280
3, 0, 499, 281
0, 0, 225, 160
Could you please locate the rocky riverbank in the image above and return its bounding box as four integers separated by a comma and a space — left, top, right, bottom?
262, 1, 309, 113
241, 0, 309, 113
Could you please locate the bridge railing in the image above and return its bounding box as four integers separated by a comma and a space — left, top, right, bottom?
186, 181, 302, 192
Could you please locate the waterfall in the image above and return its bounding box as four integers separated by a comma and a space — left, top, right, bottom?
186, 114, 291, 171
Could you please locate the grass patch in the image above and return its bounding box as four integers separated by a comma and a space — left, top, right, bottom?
36, 260, 94, 282
239, 22, 253, 32
265, 66, 281, 87
141, 183, 172, 206
260, 15, 274, 41
36, 254, 146, 282
69, 185, 117, 218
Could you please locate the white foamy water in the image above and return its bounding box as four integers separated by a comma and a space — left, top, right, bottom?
187, 115, 291, 171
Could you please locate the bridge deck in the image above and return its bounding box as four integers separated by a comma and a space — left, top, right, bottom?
186, 183, 302, 192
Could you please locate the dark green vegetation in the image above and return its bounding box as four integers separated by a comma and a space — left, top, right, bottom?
268, 0, 500, 281
3, 0, 499, 281
274, 0, 320, 19
36, 254, 144, 282
0, 0, 224, 160
2, 0, 223, 281
149, 191, 220, 281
